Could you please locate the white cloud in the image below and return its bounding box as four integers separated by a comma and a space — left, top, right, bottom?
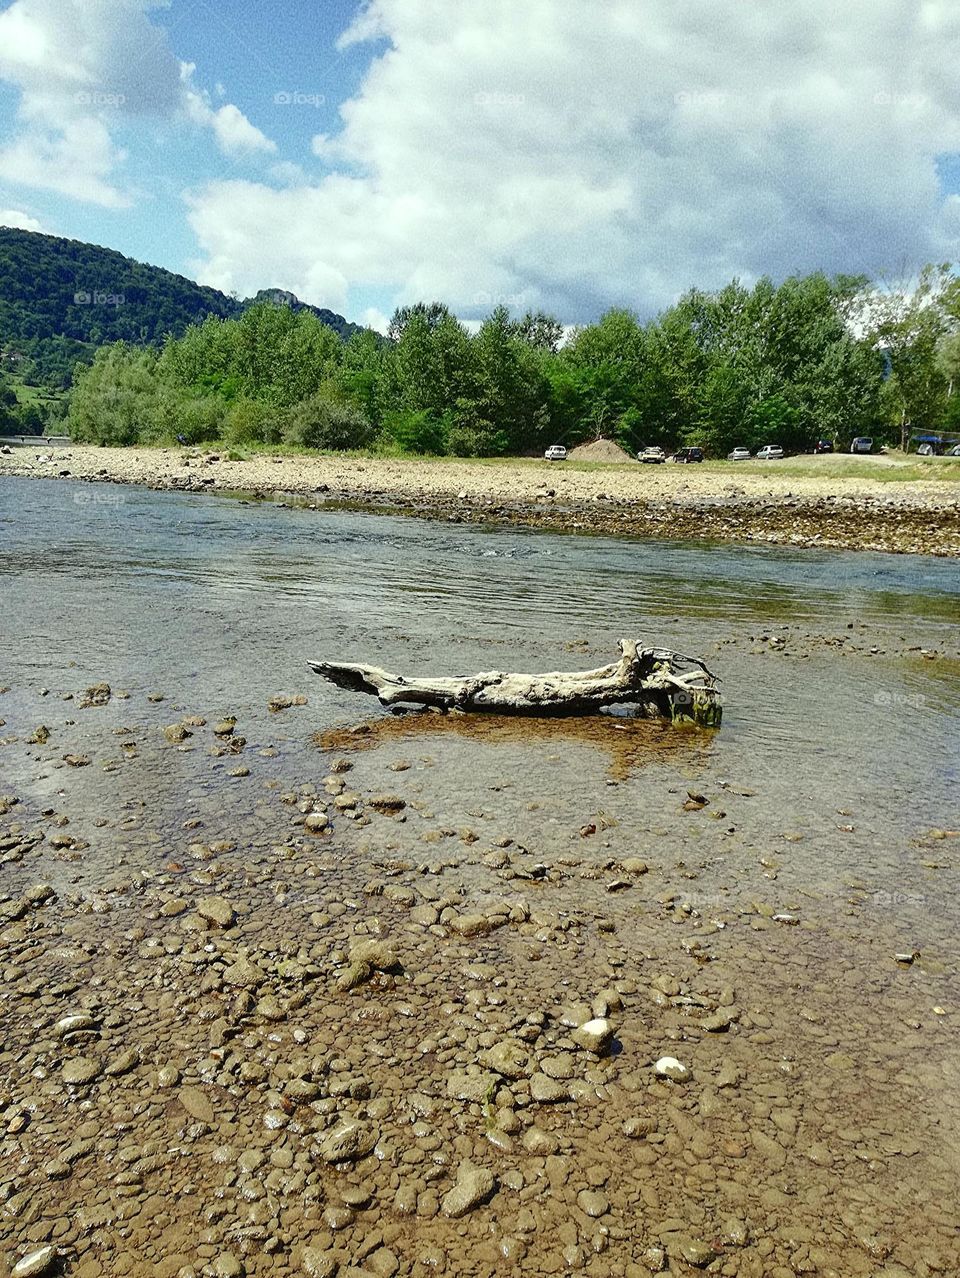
0, 207, 47, 232
361, 306, 391, 335
181, 64, 276, 157
0, 0, 274, 205
186, 0, 960, 322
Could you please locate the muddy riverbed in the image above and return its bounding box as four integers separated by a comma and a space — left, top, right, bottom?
1, 478, 958, 1278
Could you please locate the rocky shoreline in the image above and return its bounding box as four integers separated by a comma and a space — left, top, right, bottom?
1, 665, 958, 1278
3, 445, 960, 556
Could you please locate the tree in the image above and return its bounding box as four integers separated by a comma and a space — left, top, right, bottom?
857, 264, 953, 447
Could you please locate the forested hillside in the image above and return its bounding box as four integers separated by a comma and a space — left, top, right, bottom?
0, 229, 364, 389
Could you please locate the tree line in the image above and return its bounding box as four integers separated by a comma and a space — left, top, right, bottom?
63, 267, 960, 456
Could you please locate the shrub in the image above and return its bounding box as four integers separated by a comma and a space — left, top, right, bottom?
283, 393, 374, 450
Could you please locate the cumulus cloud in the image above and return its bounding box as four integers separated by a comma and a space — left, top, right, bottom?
186, 0, 960, 321
0, 207, 47, 232
0, 0, 274, 205
182, 64, 276, 157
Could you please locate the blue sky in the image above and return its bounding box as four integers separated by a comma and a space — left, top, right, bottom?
1, 0, 960, 331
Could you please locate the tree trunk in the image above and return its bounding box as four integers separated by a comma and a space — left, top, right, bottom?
309, 639, 721, 726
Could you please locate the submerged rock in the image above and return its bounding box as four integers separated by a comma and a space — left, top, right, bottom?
441, 1163, 496, 1217
318, 1118, 378, 1162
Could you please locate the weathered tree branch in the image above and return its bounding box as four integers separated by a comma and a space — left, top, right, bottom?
308, 639, 721, 725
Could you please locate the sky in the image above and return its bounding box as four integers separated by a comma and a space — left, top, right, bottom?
1, 0, 960, 334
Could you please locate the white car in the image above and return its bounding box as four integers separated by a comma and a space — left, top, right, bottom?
727, 447, 751, 461
544, 444, 567, 461
637, 446, 666, 463
755, 444, 785, 460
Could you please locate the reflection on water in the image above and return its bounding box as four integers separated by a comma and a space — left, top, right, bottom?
316, 709, 716, 783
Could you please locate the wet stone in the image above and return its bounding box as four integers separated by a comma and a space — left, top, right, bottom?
62, 1056, 100, 1085
441, 1163, 497, 1218
577, 1189, 609, 1218
571, 1017, 613, 1053
197, 895, 236, 928
178, 1085, 215, 1124
319, 1118, 378, 1162
11, 1247, 58, 1278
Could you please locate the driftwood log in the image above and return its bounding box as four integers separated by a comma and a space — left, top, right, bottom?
309, 640, 721, 726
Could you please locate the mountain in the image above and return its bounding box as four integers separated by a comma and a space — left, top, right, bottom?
0, 228, 365, 386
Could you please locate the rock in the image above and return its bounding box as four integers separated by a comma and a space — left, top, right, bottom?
620, 857, 649, 874
530, 1072, 568, 1103
319, 1118, 378, 1162
163, 723, 192, 743
522, 1126, 559, 1155
28, 725, 51, 744
367, 1248, 399, 1278
214, 718, 236, 735
349, 939, 399, 970
157, 1064, 180, 1088
178, 1085, 215, 1124
654, 1056, 691, 1082
336, 962, 374, 992
571, 1017, 613, 1053
255, 994, 285, 1020
268, 694, 308, 712
62, 1056, 101, 1085
449, 913, 495, 937
63, 753, 90, 767
80, 682, 111, 708
447, 1072, 497, 1103
305, 812, 329, 834
441, 1162, 496, 1218
480, 1038, 531, 1079
222, 955, 266, 988
55, 1013, 97, 1037
197, 895, 236, 928
670, 1238, 717, 1268
369, 794, 406, 814
104, 1047, 139, 1076
11, 1247, 57, 1278
300, 1248, 337, 1278
213, 1254, 244, 1278
700, 1008, 737, 1033
577, 1189, 609, 1218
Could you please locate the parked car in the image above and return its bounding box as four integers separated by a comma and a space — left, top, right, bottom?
948, 444, 960, 457
672, 447, 704, 463
638, 446, 666, 463
755, 444, 785, 460
850, 436, 873, 454
727, 447, 752, 461
813, 438, 833, 454
916, 442, 936, 456
544, 444, 567, 461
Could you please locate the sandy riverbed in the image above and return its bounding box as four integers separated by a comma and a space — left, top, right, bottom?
3, 445, 960, 556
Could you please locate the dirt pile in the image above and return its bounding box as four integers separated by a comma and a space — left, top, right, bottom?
567, 437, 635, 462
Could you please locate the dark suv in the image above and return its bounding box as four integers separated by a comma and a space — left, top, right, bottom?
672, 447, 704, 463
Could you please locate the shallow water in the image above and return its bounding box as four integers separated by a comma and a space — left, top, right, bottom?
2, 476, 959, 1278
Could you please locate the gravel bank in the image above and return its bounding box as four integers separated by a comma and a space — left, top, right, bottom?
3, 445, 960, 556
